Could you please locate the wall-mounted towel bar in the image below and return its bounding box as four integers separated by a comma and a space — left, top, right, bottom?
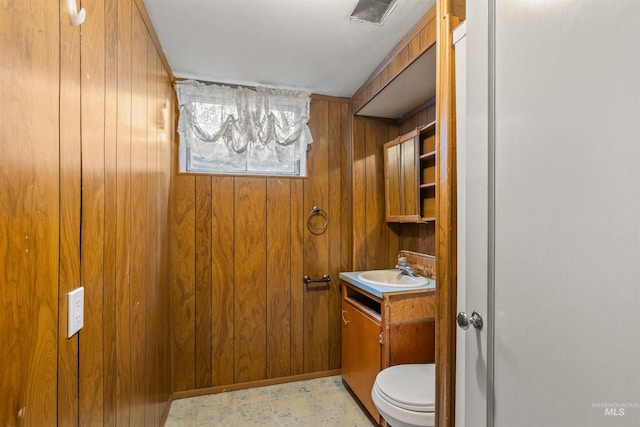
303, 274, 331, 285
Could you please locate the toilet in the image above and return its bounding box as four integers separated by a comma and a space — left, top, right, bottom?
371, 364, 435, 427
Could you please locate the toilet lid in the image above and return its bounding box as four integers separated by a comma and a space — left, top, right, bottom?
374, 364, 435, 412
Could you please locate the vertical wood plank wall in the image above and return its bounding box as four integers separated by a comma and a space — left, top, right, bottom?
171, 96, 352, 392
0, 2, 60, 425
352, 102, 437, 272
1, 1, 174, 425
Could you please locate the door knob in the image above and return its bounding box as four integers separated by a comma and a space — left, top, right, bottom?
457, 311, 483, 330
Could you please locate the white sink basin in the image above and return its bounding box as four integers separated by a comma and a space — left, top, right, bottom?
357, 269, 429, 287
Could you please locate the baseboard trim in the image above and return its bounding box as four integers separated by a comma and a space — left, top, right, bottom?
170, 369, 342, 401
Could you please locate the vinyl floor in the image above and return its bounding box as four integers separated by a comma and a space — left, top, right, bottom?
165, 375, 377, 426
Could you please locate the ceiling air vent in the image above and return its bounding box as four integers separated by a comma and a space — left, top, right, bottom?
350, 0, 398, 25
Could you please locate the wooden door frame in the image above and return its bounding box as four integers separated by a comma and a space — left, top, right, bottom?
435, 0, 461, 426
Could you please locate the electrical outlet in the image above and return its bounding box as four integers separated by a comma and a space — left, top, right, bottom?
67, 287, 84, 338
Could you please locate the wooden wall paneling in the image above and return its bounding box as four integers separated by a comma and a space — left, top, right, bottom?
338, 100, 354, 374
340, 103, 353, 278
145, 38, 160, 426
352, 117, 367, 270
266, 179, 292, 378
303, 99, 330, 373
424, 223, 436, 255
353, 117, 403, 271
0, 1, 60, 425
79, 0, 107, 424
103, 0, 119, 424
115, 0, 133, 420
151, 49, 164, 425
132, 0, 174, 80
387, 222, 401, 268
234, 178, 268, 382
129, 9, 149, 425
383, 122, 400, 266
289, 179, 305, 376
195, 176, 213, 388
171, 96, 348, 392
396, 222, 436, 256
353, 104, 438, 272
155, 62, 165, 423
210, 176, 235, 386
328, 101, 345, 370
2, 0, 173, 424
364, 120, 394, 270
399, 100, 436, 135
57, 0, 81, 424
157, 65, 174, 420
171, 171, 196, 392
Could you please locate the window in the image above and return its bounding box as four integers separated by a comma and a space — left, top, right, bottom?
176, 80, 313, 176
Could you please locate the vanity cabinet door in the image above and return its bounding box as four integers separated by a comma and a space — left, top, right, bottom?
384, 129, 420, 222
341, 301, 381, 422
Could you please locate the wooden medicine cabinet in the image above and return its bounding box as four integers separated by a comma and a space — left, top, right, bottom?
384, 129, 420, 222
384, 122, 437, 223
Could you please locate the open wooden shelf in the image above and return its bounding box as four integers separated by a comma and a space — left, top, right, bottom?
419, 126, 437, 222
420, 150, 437, 160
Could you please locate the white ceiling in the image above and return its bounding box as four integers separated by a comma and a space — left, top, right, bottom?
142, 0, 435, 98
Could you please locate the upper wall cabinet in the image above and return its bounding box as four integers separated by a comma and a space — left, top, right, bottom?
384, 129, 420, 222
384, 122, 437, 223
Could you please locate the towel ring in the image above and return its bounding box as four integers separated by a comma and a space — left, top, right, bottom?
307, 206, 328, 234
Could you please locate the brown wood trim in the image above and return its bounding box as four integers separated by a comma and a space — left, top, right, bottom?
360, 6, 436, 91
435, 0, 457, 426
170, 370, 342, 400
351, 5, 437, 113
133, 0, 174, 79
350, 115, 398, 124
311, 93, 350, 103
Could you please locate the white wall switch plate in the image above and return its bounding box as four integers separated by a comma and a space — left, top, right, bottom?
67, 287, 84, 338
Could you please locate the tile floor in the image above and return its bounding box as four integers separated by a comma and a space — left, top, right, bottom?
165, 375, 376, 426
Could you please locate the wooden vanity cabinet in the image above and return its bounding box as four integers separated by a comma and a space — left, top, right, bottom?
341, 281, 436, 424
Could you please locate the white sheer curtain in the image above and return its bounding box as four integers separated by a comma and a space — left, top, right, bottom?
176, 80, 313, 173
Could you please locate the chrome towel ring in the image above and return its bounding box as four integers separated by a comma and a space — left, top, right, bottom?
307, 206, 328, 234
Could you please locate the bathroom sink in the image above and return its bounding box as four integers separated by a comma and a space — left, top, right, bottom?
357, 269, 429, 287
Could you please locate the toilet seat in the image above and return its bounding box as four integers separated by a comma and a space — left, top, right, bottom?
374, 364, 435, 412
371, 364, 435, 427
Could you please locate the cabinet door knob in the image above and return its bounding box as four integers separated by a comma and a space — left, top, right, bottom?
341, 310, 349, 325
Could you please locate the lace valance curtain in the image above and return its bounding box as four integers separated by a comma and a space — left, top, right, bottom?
176, 80, 313, 171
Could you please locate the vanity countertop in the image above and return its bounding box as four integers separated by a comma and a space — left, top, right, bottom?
338, 270, 435, 299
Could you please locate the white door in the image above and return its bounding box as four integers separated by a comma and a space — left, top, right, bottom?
457, 1, 640, 426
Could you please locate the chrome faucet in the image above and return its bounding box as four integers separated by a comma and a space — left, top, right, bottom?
395, 257, 417, 277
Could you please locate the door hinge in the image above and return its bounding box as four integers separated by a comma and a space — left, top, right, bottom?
379, 331, 383, 345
